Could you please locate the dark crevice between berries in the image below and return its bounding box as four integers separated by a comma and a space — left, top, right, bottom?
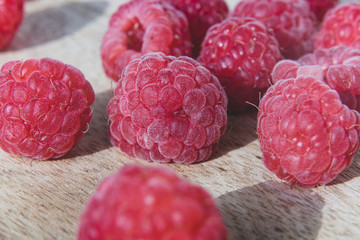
126, 18, 144, 52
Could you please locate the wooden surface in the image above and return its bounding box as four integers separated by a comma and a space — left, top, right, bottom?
0, 0, 359, 239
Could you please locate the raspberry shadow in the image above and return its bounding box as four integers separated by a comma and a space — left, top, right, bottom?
66, 89, 113, 158
210, 108, 258, 161
215, 181, 325, 240
7, 1, 108, 50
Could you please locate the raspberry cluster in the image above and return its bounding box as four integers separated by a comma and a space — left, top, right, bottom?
314, 2, 360, 50
231, 0, 316, 59
273, 46, 360, 112
0, 0, 24, 49
167, 0, 229, 58
107, 52, 227, 164
0, 58, 95, 160
100, 0, 192, 81
197, 17, 282, 112
78, 164, 228, 240
257, 74, 360, 186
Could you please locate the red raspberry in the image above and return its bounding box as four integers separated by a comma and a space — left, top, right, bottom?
0, 0, 24, 49
107, 52, 228, 164
257, 74, 360, 186
232, 0, 316, 59
272, 46, 360, 112
167, 0, 229, 58
305, 0, 339, 21
100, 0, 192, 81
0, 58, 95, 160
314, 2, 360, 50
197, 17, 282, 112
77, 164, 228, 240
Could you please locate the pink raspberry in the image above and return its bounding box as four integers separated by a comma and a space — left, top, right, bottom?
0, 0, 24, 49
100, 0, 192, 81
77, 164, 228, 240
257, 74, 360, 186
167, 0, 229, 58
305, 0, 339, 21
0, 58, 95, 160
314, 2, 360, 50
272, 46, 360, 112
232, 0, 316, 59
107, 52, 228, 164
197, 17, 282, 112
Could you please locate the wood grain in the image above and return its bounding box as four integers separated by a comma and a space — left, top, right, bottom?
0, 0, 359, 239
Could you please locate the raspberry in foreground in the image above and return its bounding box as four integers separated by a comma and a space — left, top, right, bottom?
314, 2, 360, 50
107, 52, 228, 164
101, 0, 191, 81
257, 74, 360, 186
305, 0, 338, 21
167, 0, 229, 58
232, 0, 316, 59
0, 58, 95, 160
0, 0, 24, 49
197, 17, 282, 112
272, 46, 360, 112
77, 164, 228, 240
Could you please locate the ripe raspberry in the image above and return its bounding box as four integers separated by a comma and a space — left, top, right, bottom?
107, 52, 227, 164
0, 0, 24, 49
197, 17, 282, 112
101, 0, 192, 81
305, 0, 339, 21
232, 0, 316, 59
0, 58, 95, 160
314, 2, 360, 50
272, 46, 360, 112
167, 0, 229, 58
77, 164, 228, 240
257, 74, 360, 186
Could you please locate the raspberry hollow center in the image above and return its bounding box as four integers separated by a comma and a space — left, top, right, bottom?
127, 18, 144, 51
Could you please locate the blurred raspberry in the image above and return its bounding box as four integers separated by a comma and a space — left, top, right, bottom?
257, 74, 360, 186
305, 0, 339, 21
232, 0, 316, 59
101, 0, 191, 81
107, 52, 227, 164
167, 0, 229, 58
0, 0, 24, 49
314, 2, 360, 50
77, 164, 228, 240
272, 46, 360, 112
197, 17, 282, 112
0, 58, 95, 160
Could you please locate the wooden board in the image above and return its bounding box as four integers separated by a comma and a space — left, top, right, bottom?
0, 0, 359, 239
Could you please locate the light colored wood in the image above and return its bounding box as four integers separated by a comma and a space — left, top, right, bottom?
0, 0, 359, 239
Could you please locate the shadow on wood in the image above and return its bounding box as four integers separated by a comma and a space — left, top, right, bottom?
7, 0, 108, 50
66, 89, 113, 158
216, 181, 325, 240
211, 109, 259, 160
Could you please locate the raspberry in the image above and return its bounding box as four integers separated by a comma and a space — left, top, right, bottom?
197, 17, 282, 112
100, 0, 192, 81
314, 2, 360, 50
107, 52, 227, 164
305, 0, 339, 21
167, 0, 229, 58
0, 58, 95, 160
0, 0, 24, 49
257, 74, 360, 186
232, 0, 316, 59
272, 46, 360, 112
77, 164, 228, 240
